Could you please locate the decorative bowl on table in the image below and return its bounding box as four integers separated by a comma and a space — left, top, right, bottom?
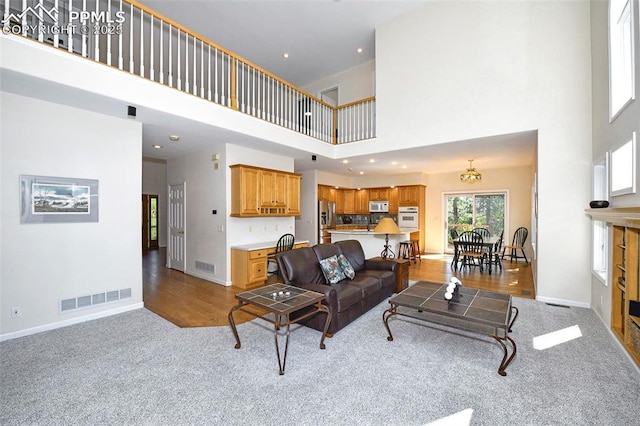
589, 200, 609, 208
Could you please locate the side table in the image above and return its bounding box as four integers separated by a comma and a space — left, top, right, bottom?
228, 283, 331, 375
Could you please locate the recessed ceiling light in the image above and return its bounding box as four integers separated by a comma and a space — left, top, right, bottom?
359, 171, 364, 175
169, 135, 180, 141
152, 144, 163, 149
342, 159, 349, 164
356, 48, 363, 53
283, 53, 289, 59
402, 165, 408, 169
369, 159, 375, 163
391, 161, 398, 165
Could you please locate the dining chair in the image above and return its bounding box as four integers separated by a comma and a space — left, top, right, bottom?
449, 228, 461, 269
487, 229, 504, 271
458, 231, 486, 273
267, 233, 295, 279
472, 227, 490, 240
501, 227, 529, 263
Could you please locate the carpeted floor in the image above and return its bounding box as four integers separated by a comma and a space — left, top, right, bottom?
1, 296, 639, 425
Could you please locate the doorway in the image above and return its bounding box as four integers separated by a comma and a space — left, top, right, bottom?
142, 194, 159, 249
444, 191, 507, 253
320, 87, 339, 107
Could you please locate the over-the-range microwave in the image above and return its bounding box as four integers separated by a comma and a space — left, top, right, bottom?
369, 201, 389, 213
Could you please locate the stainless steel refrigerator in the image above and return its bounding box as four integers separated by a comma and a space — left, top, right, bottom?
318, 200, 336, 244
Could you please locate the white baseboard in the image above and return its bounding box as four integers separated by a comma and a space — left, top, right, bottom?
534, 295, 591, 309
185, 268, 231, 286
0, 302, 144, 342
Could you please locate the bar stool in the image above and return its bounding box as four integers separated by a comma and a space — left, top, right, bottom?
398, 241, 413, 262
410, 239, 421, 263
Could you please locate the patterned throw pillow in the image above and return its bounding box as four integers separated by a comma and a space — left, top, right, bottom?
337, 254, 355, 280
319, 255, 347, 284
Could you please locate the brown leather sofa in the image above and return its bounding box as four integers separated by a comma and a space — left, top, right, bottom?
275, 239, 398, 335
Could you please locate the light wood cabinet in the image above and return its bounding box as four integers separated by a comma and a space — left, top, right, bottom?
230, 166, 261, 216
342, 189, 356, 214
398, 186, 422, 206
335, 189, 345, 214
369, 188, 389, 201
355, 189, 370, 214
389, 187, 399, 214
287, 175, 301, 216
230, 164, 301, 217
231, 241, 309, 289
318, 185, 335, 202
612, 225, 640, 365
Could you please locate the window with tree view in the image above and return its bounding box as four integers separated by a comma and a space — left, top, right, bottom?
445, 192, 506, 252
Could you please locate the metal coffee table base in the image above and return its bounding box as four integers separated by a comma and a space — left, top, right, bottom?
383, 281, 519, 376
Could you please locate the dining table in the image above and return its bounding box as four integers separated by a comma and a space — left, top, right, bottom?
452, 235, 501, 275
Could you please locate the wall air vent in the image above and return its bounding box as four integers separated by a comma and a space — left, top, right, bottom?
195, 261, 215, 274
59, 288, 132, 314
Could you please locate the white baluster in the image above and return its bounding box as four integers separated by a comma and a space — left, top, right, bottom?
106, 0, 112, 66
200, 40, 204, 98
149, 15, 154, 81
94, 0, 99, 60
193, 36, 197, 95
168, 25, 173, 87
177, 29, 181, 90
159, 20, 163, 83
118, 0, 123, 69
139, 8, 144, 77
185, 34, 190, 93
128, 2, 133, 71
214, 47, 219, 104
52, 0, 59, 48
67, 0, 73, 53
207, 45, 212, 101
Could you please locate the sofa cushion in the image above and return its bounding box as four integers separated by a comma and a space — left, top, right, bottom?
335, 240, 366, 272
319, 255, 347, 284
359, 269, 396, 291
330, 281, 365, 313
348, 275, 382, 298
337, 254, 355, 279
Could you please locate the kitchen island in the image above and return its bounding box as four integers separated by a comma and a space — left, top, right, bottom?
329, 228, 419, 259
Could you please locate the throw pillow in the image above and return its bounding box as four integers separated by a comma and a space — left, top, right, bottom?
319, 255, 347, 284
337, 254, 355, 280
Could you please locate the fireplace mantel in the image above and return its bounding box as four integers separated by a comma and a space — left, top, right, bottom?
586, 207, 640, 227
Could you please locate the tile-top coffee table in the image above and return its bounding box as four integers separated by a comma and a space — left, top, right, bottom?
383, 281, 519, 376
228, 283, 331, 375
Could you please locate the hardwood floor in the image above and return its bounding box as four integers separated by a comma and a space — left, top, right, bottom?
143, 248, 535, 328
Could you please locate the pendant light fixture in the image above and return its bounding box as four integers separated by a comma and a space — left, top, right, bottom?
460, 159, 482, 183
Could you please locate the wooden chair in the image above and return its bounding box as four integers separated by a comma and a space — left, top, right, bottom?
458, 231, 487, 273
486, 230, 504, 271
267, 233, 295, 279
502, 227, 529, 263
450, 228, 461, 268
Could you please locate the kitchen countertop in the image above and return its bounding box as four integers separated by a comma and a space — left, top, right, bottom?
329, 228, 419, 235
231, 240, 310, 251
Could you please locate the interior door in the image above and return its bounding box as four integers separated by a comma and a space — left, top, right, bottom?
168, 183, 186, 271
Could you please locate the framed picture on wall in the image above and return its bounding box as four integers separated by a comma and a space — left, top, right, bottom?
20, 175, 99, 224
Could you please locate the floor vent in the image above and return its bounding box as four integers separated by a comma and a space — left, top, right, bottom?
195, 261, 215, 274
59, 288, 132, 314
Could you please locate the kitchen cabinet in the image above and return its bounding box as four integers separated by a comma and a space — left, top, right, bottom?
342, 189, 356, 214
355, 189, 370, 214
230, 165, 261, 216
230, 164, 300, 217
318, 185, 335, 202
231, 241, 309, 289
369, 188, 389, 201
287, 175, 301, 216
398, 185, 423, 206
389, 187, 399, 214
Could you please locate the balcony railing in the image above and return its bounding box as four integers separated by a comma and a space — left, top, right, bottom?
1, 0, 376, 144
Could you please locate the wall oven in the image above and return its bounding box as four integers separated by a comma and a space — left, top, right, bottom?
398, 206, 419, 228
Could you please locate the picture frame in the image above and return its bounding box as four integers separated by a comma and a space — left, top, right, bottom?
20, 175, 99, 224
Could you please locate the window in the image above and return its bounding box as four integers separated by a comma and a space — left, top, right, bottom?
609, 0, 635, 119
592, 156, 609, 284
610, 132, 636, 196
444, 192, 507, 252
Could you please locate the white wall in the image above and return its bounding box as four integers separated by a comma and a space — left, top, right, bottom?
376, 0, 593, 306
302, 60, 375, 105
142, 158, 168, 247
590, 0, 640, 323
167, 144, 296, 286
0, 92, 143, 338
